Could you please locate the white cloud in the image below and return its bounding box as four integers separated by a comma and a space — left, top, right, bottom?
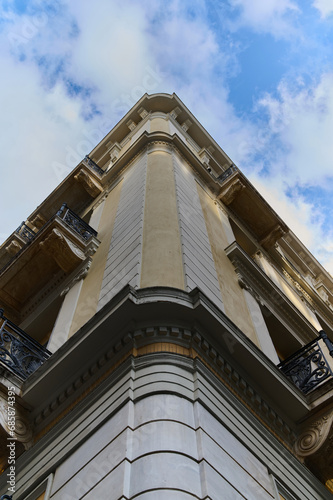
313, 0, 333, 18
257, 74, 333, 187
229, 0, 299, 37
249, 175, 333, 274
0, 52, 99, 235
0, 0, 332, 277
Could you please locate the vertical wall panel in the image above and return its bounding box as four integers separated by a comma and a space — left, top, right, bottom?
140, 147, 185, 289
173, 151, 224, 311
98, 153, 147, 310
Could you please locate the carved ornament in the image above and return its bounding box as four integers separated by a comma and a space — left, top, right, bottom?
0, 391, 33, 449
108, 142, 122, 163
259, 224, 286, 249
294, 409, 333, 483
169, 107, 181, 119
60, 260, 92, 296
138, 107, 149, 119
181, 119, 192, 132
39, 228, 85, 273
5, 240, 22, 256
219, 178, 245, 205
74, 169, 103, 198
236, 271, 264, 305
31, 214, 47, 230
126, 119, 136, 131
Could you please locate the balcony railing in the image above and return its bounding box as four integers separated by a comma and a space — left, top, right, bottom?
278, 331, 333, 394
217, 164, 238, 182
83, 155, 105, 176
0, 310, 51, 380
15, 222, 37, 242
56, 203, 97, 240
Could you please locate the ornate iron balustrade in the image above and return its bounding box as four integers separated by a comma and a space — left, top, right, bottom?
278, 331, 333, 394
15, 222, 37, 242
56, 203, 97, 240
218, 164, 238, 182
0, 309, 51, 380
83, 155, 105, 176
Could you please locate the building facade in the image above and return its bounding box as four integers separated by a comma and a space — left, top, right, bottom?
0, 93, 333, 499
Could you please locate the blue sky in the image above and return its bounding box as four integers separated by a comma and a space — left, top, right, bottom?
1, 0, 333, 272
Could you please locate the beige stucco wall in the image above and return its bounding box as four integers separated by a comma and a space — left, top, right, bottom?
68, 181, 123, 337
197, 184, 260, 347
140, 148, 185, 289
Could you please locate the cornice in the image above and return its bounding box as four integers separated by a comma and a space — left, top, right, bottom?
28, 325, 296, 448
17, 286, 312, 449
225, 241, 319, 344
271, 244, 333, 330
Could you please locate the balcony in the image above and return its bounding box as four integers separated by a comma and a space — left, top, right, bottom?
82, 155, 105, 176
218, 165, 288, 249
278, 331, 333, 394
0, 204, 99, 321
0, 309, 50, 380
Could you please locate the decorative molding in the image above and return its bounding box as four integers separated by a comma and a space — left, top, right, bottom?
126, 119, 136, 131
31, 214, 46, 230
181, 119, 192, 132
32, 323, 296, 448
294, 410, 333, 458
60, 260, 92, 297
294, 409, 333, 483
226, 243, 316, 343
108, 142, 122, 164
0, 391, 33, 449
170, 107, 181, 119
74, 169, 103, 198
282, 269, 316, 308
39, 228, 86, 273
237, 272, 264, 305
259, 224, 286, 250
147, 140, 173, 154
198, 147, 210, 166
138, 107, 149, 119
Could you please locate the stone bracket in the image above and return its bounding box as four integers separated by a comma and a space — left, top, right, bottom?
39, 228, 86, 273
259, 224, 287, 250
219, 178, 245, 205
74, 168, 103, 198
0, 390, 33, 449
294, 408, 333, 483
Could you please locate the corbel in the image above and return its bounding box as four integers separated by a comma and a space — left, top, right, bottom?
74, 169, 103, 198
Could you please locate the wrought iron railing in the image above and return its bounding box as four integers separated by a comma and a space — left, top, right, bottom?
83, 155, 104, 176
278, 331, 333, 394
56, 203, 97, 240
0, 309, 51, 380
218, 164, 238, 182
15, 222, 37, 242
